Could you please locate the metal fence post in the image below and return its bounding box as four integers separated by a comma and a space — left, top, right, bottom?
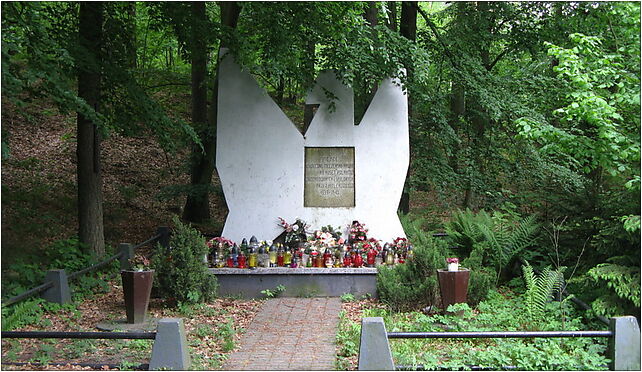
358, 317, 395, 370
41, 269, 72, 305
156, 226, 170, 249
119, 243, 134, 270
149, 318, 191, 370
609, 316, 641, 370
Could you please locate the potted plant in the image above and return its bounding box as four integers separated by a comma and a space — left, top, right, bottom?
121, 255, 154, 324
437, 257, 470, 314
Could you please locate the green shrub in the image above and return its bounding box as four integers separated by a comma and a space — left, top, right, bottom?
152, 217, 217, 305
445, 209, 541, 304
377, 216, 448, 311
335, 288, 610, 370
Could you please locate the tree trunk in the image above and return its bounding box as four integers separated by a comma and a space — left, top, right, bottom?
183, 1, 240, 223
77, 2, 105, 256
125, 2, 137, 68
397, 1, 417, 215
386, 2, 397, 31
183, 1, 211, 223
276, 75, 285, 105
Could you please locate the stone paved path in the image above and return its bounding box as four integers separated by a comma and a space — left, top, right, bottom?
223, 297, 342, 370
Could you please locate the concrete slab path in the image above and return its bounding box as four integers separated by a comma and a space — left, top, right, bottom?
223, 297, 342, 370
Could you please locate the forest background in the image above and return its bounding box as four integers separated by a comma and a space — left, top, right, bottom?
2, 1, 640, 320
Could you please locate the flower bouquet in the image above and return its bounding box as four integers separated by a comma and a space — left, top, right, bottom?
278, 217, 309, 249
348, 220, 368, 244
446, 257, 460, 271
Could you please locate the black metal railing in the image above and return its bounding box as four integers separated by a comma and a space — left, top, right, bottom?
387, 330, 613, 339
2, 331, 156, 339
2, 226, 169, 307
358, 316, 641, 371
1, 318, 190, 370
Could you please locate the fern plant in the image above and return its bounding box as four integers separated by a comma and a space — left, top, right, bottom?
522, 262, 565, 319
1, 299, 44, 331
447, 209, 540, 279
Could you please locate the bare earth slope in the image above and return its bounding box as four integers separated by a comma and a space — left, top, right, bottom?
1, 99, 227, 264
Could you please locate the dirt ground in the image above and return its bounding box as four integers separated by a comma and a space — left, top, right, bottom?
1, 281, 263, 370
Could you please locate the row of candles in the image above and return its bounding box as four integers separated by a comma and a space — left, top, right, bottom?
207, 236, 414, 269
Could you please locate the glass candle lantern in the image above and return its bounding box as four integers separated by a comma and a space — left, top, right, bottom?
375, 253, 383, 266
301, 249, 309, 267
231, 244, 239, 267
315, 253, 325, 268
366, 247, 376, 267
210, 249, 217, 267
310, 250, 318, 267
248, 245, 257, 268
381, 244, 389, 266
385, 249, 394, 266
333, 248, 342, 267
238, 251, 247, 269
257, 245, 266, 267
406, 245, 414, 261
217, 244, 226, 268
269, 243, 278, 267
343, 252, 352, 267
323, 248, 332, 268
353, 249, 363, 267
240, 238, 248, 254
284, 246, 292, 266
325, 251, 334, 268
277, 244, 285, 267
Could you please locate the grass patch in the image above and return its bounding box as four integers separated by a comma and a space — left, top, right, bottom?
336, 288, 610, 370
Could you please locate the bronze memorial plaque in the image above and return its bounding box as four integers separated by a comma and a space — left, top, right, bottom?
304, 147, 355, 207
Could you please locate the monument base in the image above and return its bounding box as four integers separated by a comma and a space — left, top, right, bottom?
209, 267, 378, 299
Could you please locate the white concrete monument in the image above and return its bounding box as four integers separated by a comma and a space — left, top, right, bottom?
216, 50, 409, 243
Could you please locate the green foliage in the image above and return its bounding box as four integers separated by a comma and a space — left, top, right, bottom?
517, 33, 639, 177
583, 263, 641, 318
1, 299, 44, 331
522, 262, 565, 319
340, 293, 356, 302
335, 310, 361, 369
448, 209, 540, 271
336, 288, 610, 370
2, 237, 117, 305
217, 320, 236, 352
446, 209, 541, 303
260, 284, 286, 299
152, 217, 218, 306
377, 215, 448, 311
